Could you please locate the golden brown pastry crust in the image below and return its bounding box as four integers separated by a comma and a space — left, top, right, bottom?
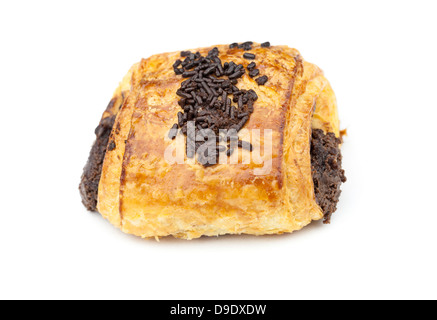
96, 44, 340, 239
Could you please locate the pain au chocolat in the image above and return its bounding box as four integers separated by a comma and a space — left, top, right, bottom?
79, 42, 346, 240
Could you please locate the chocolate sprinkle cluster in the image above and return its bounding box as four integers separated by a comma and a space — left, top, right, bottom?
229, 41, 270, 51
170, 43, 270, 167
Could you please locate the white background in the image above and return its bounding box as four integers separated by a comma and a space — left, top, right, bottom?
0, 0, 436, 300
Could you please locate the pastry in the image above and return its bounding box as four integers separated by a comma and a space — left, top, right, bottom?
79, 42, 346, 240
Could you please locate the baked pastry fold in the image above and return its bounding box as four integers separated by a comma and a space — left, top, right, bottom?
80, 44, 345, 239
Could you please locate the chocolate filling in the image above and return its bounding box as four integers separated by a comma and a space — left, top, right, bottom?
80, 122, 346, 221
311, 129, 347, 223
79, 115, 116, 211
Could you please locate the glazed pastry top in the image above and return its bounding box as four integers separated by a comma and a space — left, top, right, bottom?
96, 44, 340, 239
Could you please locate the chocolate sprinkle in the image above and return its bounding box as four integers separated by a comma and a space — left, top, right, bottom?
256, 75, 268, 86
238, 140, 253, 151
249, 69, 260, 78
168, 124, 178, 140
239, 41, 253, 51
243, 53, 256, 60
247, 62, 256, 70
